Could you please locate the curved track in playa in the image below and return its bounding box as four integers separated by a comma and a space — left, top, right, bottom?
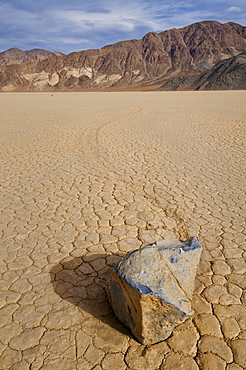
0, 92, 245, 369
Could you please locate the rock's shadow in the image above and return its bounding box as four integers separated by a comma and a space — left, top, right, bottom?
49, 252, 132, 336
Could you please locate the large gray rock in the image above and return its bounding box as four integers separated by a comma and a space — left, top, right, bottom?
107, 237, 202, 344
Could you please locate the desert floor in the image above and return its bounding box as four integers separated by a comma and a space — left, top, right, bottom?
0, 91, 245, 369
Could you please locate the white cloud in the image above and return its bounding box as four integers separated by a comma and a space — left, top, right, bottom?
226, 6, 242, 12
55, 1, 216, 38
56, 2, 163, 33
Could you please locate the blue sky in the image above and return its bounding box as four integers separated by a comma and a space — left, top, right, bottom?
0, 0, 245, 54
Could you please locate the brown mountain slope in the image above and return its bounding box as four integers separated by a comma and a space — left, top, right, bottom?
0, 21, 246, 91
0, 48, 63, 67
158, 52, 246, 91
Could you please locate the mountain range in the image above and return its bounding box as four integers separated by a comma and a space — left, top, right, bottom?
0, 20, 246, 91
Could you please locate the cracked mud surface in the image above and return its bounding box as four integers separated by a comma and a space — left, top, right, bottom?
0, 91, 245, 369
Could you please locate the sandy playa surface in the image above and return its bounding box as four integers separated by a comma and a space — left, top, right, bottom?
0, 91, 245, 369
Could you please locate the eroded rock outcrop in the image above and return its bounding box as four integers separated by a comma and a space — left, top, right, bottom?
107, 237, 202, 345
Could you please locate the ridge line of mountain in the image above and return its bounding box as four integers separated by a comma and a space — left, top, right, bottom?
1, 20, 245, 91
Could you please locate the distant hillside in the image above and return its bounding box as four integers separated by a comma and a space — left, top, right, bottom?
158, 52, 246, 90
0, 48, 63, 67
0, 21, 246, 91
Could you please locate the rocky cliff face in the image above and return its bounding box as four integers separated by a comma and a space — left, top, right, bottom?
158, 52, 246, 91
1, 21, 246, 91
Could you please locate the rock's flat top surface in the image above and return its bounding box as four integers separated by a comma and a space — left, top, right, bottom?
115, 238, 202, 313
0, 92, 245, 369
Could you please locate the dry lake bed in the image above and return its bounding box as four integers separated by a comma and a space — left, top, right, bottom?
0, 91, 246, 369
